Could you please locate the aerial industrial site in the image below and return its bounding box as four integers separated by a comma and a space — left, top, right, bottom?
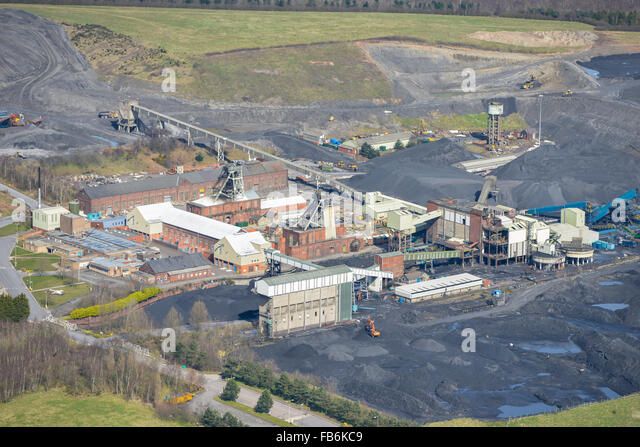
0, 2, 639, 431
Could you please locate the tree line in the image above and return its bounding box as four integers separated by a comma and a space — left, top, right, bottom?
10, 0, 640, 28
221, 359, 415, 426
0, 294, 30, 322
0, 321, 194, 405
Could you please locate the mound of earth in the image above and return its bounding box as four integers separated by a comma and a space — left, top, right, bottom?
496, 94, 640, 209
467, 30, 598, 48
410, 338, 446, 352
345, 139, 484, 203
283, 343, 318, 359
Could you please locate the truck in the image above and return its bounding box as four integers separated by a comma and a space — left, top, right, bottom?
620, 239, 638, 248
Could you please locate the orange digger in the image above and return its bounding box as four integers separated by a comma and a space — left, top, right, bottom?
365, 318, 380, 337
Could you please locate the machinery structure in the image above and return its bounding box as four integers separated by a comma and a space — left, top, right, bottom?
487, 102, 503, 146
365, 318, 380, 337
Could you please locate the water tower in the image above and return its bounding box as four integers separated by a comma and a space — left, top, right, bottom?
487, 101, 503, 146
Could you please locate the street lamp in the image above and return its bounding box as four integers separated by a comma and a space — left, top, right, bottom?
538, 94, 543, 145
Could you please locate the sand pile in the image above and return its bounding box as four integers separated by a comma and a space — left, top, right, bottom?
467, 30, 598, 48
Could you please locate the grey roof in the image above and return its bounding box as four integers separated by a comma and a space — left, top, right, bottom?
82, 169, 222, 199
81, 161, 287, 199
242, 160, 287, 176
261, 264, 352, 286
143, 253, 212, 274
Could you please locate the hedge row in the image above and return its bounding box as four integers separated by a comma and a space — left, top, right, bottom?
222, 360, 414, 427
69, 287, 162, 320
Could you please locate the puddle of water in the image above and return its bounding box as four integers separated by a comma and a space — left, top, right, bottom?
599, 387, 621, 399
497, 402, 557, 418
581, 67, 600, 79
517, 341, 582, 354
599, 281, 623, 286
509, 383, 525, 390
592, 303, 629, 311
537, 372, 551, 377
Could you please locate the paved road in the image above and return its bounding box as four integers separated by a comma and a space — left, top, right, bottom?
0, 234, 47, 321
191, 373, 338, 427
0, 183, 41, 210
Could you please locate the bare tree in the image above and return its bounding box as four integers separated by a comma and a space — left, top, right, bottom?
189, 301, 210, 330
163, 306, 184, 329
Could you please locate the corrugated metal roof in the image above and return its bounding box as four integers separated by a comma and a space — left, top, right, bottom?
135, 202, 242, 240
395, 273, 482, 297
261, 264, 352, 286
82, 169, 222, 199
82, 161, 287, 199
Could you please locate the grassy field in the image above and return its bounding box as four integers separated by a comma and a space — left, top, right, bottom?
0, 191, 17, 218
189, 42, 391, 103
429, 393, 640, 427
0, 4, 605, 103
13, 252, 60, 272
214, 397, 295, 427
26, 275, 92, 308
0, 222, 31, 237
2, 5, 596, 55
395, 112, 528, 132
0, 390, 189, 427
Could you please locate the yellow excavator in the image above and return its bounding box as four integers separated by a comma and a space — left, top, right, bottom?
562, 90, 573, 97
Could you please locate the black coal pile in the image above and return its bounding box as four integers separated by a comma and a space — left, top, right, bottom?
344, 139, 483, 203
268, 133, 355, 163
497, 94, 640, 209
144, 285, 267, 327
578, 53, 640, 80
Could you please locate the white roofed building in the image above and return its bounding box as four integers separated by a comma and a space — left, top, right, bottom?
126, 202, 245, 254
213, 231, 272, 274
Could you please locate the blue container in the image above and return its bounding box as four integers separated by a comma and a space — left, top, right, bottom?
330, 138, 341, 145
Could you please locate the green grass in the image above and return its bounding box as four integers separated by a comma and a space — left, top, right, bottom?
189, 42, 391, 103
395, 112, 528, 132
0, 390, 190, 427
13, 253, 60, 272
214, 397, 296, 427
0, 4, 605, 104
1, 5, 594, 55
0, 222, 31, 237
428, 393, 640, 427
25, 275, 92, 308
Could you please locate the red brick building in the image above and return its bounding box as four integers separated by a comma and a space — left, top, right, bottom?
186, 196, 262, 225
275, 226, 362, 260
77, 161, 288, 215
374, 252, 405, 279
138, 253, 213, 284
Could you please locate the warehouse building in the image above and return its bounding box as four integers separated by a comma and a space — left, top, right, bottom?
256, 265, 354, 337
77, 161, 289, 215
138, 253, 214, 284
32, 206, 70, 231
340, 131, 413, 154
126, 202, 244, 253
394, 273, 484, 303
213, 231, 271, 273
